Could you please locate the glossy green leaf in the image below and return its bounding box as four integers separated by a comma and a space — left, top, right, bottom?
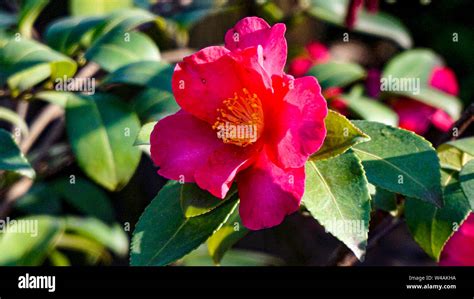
181, 245, 283, 266
45, 16, 103, 55
45, 9, 154, 56
48, 250, 71, 266
35, 90, 70, 107
15, 183, 62, 215
0, 129, 35, 178
50, 177, 115, 223
0, 106, 29, 137
66, 93, 141, 191
0, 38, 77, 92
460, 160, 474, 210
207, 207, 248, 264
65, 216, 128, 256
18, 0, 49, 38
306, 61, 366, 89
133, 89, 179, 123
102, 61, 173, 92
406, 169, 472, 261
70, 0, 133, 16
437, 138, 474, 171
134, 122, 155, 146
344, 86, 398, 126
180, 183, 235, 218
0, 216, 65, 266
382, 49, 461, 119
89, 9, 155, 42
130, 181, 238, 266
312, 110, 370, 161
48, 250, 70, 266
302, 151, 371, 259
308, 0, 412, 48
372, 185, 397, 212
352, 121, 442, 206
86, 31, 160, 72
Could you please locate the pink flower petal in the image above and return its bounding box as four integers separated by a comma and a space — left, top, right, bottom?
194, 142, 261, 199
288, 57, 313, 77
431, 109, 454, 132
237, 150, 305, 230
306, 42, 330, 63
440, 214, 474, 266
150, 110, 221, 182
392, 98, 435, 135
172, 45, 271, 124
224, 17, 287, 76
266, 76, 327, 169
429, 66, 459, 96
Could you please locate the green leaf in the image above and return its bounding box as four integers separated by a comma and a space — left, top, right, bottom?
382, 49, 462, 119
306, 61, 366, 89
0, 216, 65, 266
308, 0, 412, 48
207, 207, 248, 264
45, 16, 103, 55
312, 110, 370, 161
66, 93, 141, 191
134, 122, 155, 146
35, 90, 70, 107
85, 31, 160, 72
89, 9, 155, 42
48, 250, 71, 266
460, 160, 474, 210
0, 10, 17, 27
0, 129, 35, 178
0, 38, 77, 92
405, 169, 472, 261
65, 216, 128, 256
383, 49, 442, 84
302, 151, 371, 259
371, 185, 397, 212
15, 183, 62, 215
102, 61, 173, 92
352, 121, 442, 206
437, 138, 474, 171
0, 106, 29, 137
70, 0, 133, 16
180, 183, 235, 218
130, 181, 238, 266
133, 89, 179, 122
181, 245, 283, 266
344, 86, 398, 126
18, 0, 49, 38
50, 177, 115, 223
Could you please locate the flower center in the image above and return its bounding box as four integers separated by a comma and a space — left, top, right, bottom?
212, 88, 264, 147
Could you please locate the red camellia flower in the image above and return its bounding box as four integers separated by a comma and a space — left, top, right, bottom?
392, 66, 459, 135
288, 42, 330, 77
150, 17, 328, 230
440, 214, 474, 266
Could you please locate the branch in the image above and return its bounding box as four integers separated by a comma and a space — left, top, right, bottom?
0, 63, 100, 219
436, 103, 474, 146
326, 216, 403, 266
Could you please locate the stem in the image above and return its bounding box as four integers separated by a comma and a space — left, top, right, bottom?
326, 216, 403, 266
436, 103, 474, 146
0, 63, 100, 219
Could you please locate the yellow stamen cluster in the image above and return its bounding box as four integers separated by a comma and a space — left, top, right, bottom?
212, 88, 264, 147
